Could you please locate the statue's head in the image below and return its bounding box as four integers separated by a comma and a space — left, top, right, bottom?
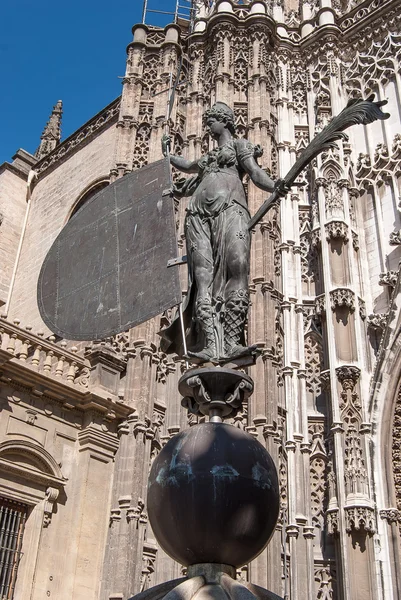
204, 102, 236, 135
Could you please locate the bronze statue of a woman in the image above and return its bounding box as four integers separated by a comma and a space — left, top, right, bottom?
159, 102, 287, 363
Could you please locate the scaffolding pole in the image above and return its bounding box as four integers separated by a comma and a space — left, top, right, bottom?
142, 0, 198, 29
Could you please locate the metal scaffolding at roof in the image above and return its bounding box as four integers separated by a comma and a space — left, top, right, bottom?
141, 0, 213, 30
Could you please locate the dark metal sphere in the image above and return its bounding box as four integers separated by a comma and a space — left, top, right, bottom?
147, 423, 279, 567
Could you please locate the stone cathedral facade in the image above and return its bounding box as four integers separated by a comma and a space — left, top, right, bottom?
1, 0, 401, 599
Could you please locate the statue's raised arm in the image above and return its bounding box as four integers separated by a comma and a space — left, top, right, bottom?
162, 134, 201, 174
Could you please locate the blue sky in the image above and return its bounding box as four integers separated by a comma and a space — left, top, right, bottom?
0, 0, 174, 164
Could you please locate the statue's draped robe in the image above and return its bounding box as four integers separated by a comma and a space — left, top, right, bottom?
159, 139, 260, 356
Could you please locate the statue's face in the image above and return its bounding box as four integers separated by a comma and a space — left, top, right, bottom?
206, 116, 226, 138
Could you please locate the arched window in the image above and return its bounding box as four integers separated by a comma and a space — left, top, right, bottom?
69, 179, 110, 220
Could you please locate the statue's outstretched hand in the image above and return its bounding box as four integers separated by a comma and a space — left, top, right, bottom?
162, 134, 171, 157
274, 178, 291, 197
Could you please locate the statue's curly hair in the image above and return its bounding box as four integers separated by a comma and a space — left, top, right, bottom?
204, 102, 236, 134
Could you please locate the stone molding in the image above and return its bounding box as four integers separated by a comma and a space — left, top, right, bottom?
0, 439, 67, 489
0, 318, 131, 420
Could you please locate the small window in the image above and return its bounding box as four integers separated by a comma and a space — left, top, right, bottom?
0, 497, 28, 599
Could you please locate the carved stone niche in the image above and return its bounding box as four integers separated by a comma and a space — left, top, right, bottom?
325, 221, 349, 243
330, 288, 355, 312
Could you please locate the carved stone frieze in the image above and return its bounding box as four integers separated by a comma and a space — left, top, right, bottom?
392, 383, 401, 538
330, 288, 355, 312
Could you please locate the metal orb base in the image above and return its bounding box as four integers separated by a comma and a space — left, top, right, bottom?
147, 423, 279, 568
179, 366, 253, 421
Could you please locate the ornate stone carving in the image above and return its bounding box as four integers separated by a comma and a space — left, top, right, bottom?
358, 298, 366, 320
278, 446, 288, 527
309, 422, 328, 529
336, 365, 361, 388
367, 313, 388, 331
344, 505, 375, 534
132, 123, 152, 169
379, 508, 401, 523
389, 229, 401, 245
326, 508, 339, 535
305, 334, 324, 397
379, 270, 398, 287
35, 100, 63, 160
330, 288, 355, 312
315, 295, 326, 317
43, 487, 59, 528
325, 221, 349, 243
126, 498, 148, 525
314, 564, 337, 599
392, 384, 401, 537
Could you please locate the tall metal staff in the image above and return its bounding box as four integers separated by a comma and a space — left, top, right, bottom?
155, 56, 190, 363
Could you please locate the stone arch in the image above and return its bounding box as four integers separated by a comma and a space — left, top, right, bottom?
321, 160, 344, 181
369, 289, 401, 597
66, 176, 110, 221
0, 439, 66, 485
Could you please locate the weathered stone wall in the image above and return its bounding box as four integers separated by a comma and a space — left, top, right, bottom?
0, 166, 29, 307
8, 124, 117, 330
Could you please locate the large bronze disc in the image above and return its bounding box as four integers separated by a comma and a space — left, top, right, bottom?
38, 159, 181, 340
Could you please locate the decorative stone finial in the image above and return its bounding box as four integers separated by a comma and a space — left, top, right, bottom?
35, 100, 63, 160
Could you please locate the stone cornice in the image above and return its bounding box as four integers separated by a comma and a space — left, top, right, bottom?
0, 161, 30, 181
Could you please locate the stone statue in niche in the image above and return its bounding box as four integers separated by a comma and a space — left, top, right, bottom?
159, 102, 288, 363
